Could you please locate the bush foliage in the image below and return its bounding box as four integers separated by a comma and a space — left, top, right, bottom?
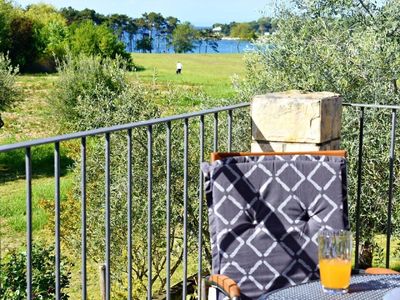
52, 54, 128, 129
238, 0, 400, 267
0, 244, 72, 299
0, 1, 132, 71
0, 53, 19, 114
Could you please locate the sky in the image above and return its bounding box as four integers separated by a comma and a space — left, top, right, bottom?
15, 0, 272, 27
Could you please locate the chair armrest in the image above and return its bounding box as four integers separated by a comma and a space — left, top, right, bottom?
365, 267, 400, 275
203, 274, 241, 300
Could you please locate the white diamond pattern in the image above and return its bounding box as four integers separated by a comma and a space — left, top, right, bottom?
246, 223, 277, 257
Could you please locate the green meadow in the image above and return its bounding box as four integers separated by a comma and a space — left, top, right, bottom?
131, 53, 246, 99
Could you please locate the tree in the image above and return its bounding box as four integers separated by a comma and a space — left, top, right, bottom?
134, 15, 154, 53
0, 0, 14, 54
25, 4, 69, 71
69, 20, 131, 61
107, 13, 131, 40
212, 22, 233, 36
253, 17, 274, 35
171, 22, 197, 53
125, 18, 138, 52
230, 22, 256, 52
59, 6, 79, 25
165, 16, 179, 52
197, 28, 220, 53
147, 12, 166, 52
237, 0, 400, 268
135, 35, 153, 53
59, 7, 105, 25
8, 14, 36, 70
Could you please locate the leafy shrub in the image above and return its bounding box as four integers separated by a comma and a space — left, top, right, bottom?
0, 53, 19, 115
0, 244, 72, 299
52, 54, 128, 130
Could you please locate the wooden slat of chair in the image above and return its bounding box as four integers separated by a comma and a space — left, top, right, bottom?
365, 267, 400, 275
207, 274, 241, 299
211, 150, 347, 162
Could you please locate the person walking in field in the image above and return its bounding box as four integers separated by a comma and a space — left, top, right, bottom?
176, 61, 182, 74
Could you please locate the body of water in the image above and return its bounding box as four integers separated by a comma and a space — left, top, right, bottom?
125, 33, 253, 54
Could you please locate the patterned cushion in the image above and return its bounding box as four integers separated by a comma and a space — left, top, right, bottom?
202, 154, 349, 300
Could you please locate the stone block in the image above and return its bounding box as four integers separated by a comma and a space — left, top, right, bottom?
251, 90, 342, 144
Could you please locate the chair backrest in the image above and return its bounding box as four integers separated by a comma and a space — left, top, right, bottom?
202, 150, 349, 299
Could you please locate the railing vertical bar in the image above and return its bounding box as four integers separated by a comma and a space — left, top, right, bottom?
198, 115, 205, 299
105, 133, 111, 300
81, 137, 87, 300
147, 125, 153, 300
55, 142, 61, 299
355, 107, 364, 269
228, 110, 232, 152
213, 112, 218, 152
166, 122, 171, 300
386, 109, 397, 268
127, 129, 133, 300
182, 118, 189, 300
25, 147, 32, 299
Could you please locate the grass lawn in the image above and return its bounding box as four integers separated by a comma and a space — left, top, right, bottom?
0, 74, 59, 144
130, 53, 246, 99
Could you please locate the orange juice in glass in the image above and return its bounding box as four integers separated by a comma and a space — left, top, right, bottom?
318, 230, 352, 294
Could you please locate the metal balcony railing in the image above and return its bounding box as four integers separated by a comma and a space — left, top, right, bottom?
0, 102, 398, 299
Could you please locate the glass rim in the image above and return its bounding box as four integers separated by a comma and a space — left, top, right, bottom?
318, 229, 352, 237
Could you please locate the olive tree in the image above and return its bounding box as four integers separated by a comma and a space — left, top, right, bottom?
237, 0, 400, 268
51, 55, 231, 298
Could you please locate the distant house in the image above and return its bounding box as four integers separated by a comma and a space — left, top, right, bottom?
212, 26, 222, 34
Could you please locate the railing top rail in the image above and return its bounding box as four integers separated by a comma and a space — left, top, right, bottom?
343, 102, 400, 110
0, 103, 249, 153
1, 101, 398, 153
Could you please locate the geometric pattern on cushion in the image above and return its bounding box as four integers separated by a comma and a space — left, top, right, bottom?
201, 154, 349, 300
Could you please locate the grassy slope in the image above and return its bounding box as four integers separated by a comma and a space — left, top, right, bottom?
0, 74, 59, 143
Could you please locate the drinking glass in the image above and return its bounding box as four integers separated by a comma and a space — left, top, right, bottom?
318, 229, 352, 294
